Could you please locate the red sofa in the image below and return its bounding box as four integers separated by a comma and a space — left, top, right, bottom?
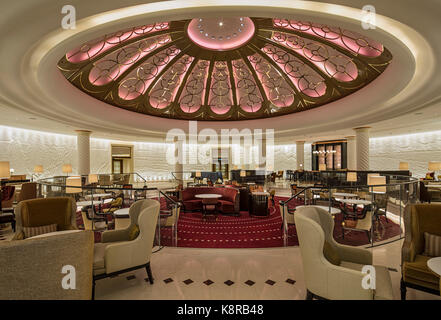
182, 187, 239, 214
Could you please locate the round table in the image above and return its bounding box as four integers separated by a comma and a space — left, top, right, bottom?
251, 191, 270, 196
85, 193, 112, 199
114, 208, 130, 230
427, 257, 441, 276
297, 205, 341, 215
76, 198, 113, 207
195, 194, 222, 199
335, 199, 372, 206
333, 192, 358, 198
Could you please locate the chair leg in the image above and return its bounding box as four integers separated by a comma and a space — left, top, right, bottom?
92, 278, 96, 300
306, 289, 314, 300
146, 262, 154, 284
400, 278, 407, 300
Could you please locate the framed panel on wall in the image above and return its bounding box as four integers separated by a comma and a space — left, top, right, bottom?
312, 140, 347, 171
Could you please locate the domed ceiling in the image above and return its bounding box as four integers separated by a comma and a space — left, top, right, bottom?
58, 17, 392, 121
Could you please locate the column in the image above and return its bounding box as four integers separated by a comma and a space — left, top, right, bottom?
175, 140, 184, 184
296, 141, 305, 170
76, 130, 91, 176
346, 136, 356, 170
354, 127, 370, 171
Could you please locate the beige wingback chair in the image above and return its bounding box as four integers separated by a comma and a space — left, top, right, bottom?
13, 197, 78, 240
295, 206, 393, 300
0, 230, 94, 300
92, 199, 160, 299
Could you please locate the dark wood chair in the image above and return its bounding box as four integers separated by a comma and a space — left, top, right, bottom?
419, 181, 432, 203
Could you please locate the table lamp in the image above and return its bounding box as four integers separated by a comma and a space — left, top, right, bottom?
367, 173, 380, 186
0, 161, 11, 212
62, 164, 72, 176
369, 175, 386, 193
319, 163, 326, 171
428, 162, 441, 180
66, 176, 82, 199
240, 170, 246, 177
88, 174, 98, 184
399, 162, 409, 170
33, 165, 44, 181
346, 172, 357, 183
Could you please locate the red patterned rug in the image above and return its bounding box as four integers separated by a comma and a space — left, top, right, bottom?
76, 196, 402, 248
160, 196, 402, 248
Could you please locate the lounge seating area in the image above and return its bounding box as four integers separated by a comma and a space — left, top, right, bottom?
2, 0, 441, 305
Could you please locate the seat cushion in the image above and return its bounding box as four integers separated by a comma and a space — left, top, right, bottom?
340, 261, 393, 300
218, 200, 234, 213
403, 254, 440, 289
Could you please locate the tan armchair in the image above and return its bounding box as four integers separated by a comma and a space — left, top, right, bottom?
92, 199, 160, 299
295, 206, 393, 300
13, 197, 77, 240
401, 204, 441, 299
0, 230, 94, 299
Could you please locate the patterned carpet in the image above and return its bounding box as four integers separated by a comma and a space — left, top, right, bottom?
76, 196, 402, 248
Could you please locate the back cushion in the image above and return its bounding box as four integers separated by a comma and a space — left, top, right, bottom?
23, 223, 57, 238
424, 232, 441, 257
22, 198, 71, 229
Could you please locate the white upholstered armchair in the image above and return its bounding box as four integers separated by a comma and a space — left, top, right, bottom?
92, 199, 160, 299
294, 206, 393, 300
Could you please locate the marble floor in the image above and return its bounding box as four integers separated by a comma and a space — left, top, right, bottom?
95, 240, 441, 300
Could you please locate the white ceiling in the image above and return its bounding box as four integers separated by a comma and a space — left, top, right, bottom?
1, 0, 441, 144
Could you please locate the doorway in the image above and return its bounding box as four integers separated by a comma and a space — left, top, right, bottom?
111, 145, 134, 176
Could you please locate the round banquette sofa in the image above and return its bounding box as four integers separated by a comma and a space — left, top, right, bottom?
182, 187, 239, 214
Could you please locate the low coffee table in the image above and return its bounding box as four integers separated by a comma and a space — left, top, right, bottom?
195, 194, 222, 218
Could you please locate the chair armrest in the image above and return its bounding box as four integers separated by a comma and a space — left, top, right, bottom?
101, 229, 129, 243
402, 238, 416, 263
326, 264, 374, 300
336, 245, 373, 265
12, 231, 25, 240
104, 238, 149, 274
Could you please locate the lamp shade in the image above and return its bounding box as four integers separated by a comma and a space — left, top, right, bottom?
369, 175, 386, 193
367, 173, 380, 186
62, 164, 72, 174
0, 161, 11, 179
34, 165, 44, 174
428, 162, 441, 171
319, 163, 326, 171
66, 176, 82, 194
399, 162, 409, 170
240, 170, 247, 177
346, 172, 357, 182
88, 174, 98, 184
195, 171, 201, 178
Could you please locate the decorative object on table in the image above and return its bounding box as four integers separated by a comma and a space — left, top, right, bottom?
295, 206, 393, 300
62, 164, 72, 176
13, 197, 78, 240
92, 199, 160, 299
401, 203, 441, 299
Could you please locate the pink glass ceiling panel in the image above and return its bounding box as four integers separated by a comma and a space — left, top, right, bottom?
232, 59, 263, 113
66, 22, 170, 63
273, 19, 383, 57
179, 60, 210, 113
208, 61, 233, 114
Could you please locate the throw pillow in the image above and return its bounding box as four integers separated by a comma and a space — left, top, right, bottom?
323, 241, 341, 266
23, 223, 57, 239
424, 232, 441, 257
128, 224, 140, 241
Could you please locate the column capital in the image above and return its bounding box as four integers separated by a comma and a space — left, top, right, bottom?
353, 127, 371, 131
75, 130, 92, 135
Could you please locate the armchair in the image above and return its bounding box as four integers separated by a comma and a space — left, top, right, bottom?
342, 205, 374, 242
295, 206, 393, 300
401, 204, 441, 299
0, 230, 94, 300
1, 185, 15, 209
13, 197, 77, 240
17, 182, 37, 202
92, 199, 160, 299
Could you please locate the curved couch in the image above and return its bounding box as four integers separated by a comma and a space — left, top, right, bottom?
182, 187, 239, 214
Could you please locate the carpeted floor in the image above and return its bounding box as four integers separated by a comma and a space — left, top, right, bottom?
76, 196, 402, 248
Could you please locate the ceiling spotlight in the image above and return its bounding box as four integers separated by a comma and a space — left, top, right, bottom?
219, 22, 223, 27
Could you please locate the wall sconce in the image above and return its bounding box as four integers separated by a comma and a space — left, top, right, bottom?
62, 164, 72, 175
399, 162, 409, 170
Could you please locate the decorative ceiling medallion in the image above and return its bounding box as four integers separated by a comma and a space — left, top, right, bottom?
58, 17, 392, 121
